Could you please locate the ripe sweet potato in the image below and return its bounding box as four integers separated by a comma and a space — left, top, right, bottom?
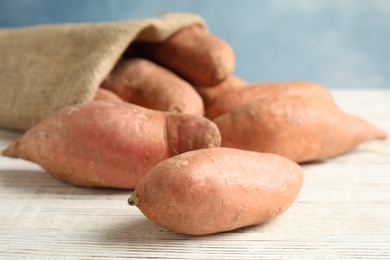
214, 95, 388, 163
128, 147, 304, 235
196, 75, 248, 110
93, 88, 124, 102
100, 58, 204, 115
131, 25, 235, 87
206, 81, 336, 119
1, 101, 221, 189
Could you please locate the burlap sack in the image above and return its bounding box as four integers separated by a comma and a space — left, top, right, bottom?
0, 13, 206, 131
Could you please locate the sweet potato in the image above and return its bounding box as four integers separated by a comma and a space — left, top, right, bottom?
93, 88, 124, 102
196, 75, 248, 110
206, 81, 336, 119
100, 58, 204, 115
128, 147, 304, 235
1, 101, 221, 189
214, 95, 388, 163
131, 25, 235, 87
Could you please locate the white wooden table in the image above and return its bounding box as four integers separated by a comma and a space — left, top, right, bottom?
1, 89, 389, 259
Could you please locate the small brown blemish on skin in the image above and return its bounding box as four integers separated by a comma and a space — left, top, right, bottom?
269, 208, 282, 219
234, 205, 244, 222
169, 106, 182, 113
171, 148, 179, 155
93, 148, 101, 165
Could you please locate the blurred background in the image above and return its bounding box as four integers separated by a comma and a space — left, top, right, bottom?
1, 0, 389, 89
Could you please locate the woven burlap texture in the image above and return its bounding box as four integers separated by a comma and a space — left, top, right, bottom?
0, 13, 206, 131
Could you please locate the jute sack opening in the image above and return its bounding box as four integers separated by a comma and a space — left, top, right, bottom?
0, 13, 206, 131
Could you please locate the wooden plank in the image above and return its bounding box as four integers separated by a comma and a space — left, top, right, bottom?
1, 89, 389, 259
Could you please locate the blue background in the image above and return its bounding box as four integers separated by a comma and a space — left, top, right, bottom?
1, 0, 389, 89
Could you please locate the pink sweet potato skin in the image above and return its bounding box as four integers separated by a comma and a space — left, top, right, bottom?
206, 81, 336, 119
1, 101, 221, 189
196, 75, 248, 110
214, 96, 388, 163
100, 58, 204, 116
129, 147, 304, 235
132, 25, 235, 87
93, 88, 124, 102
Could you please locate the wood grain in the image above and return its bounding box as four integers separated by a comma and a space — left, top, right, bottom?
1, 89, 389, 259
